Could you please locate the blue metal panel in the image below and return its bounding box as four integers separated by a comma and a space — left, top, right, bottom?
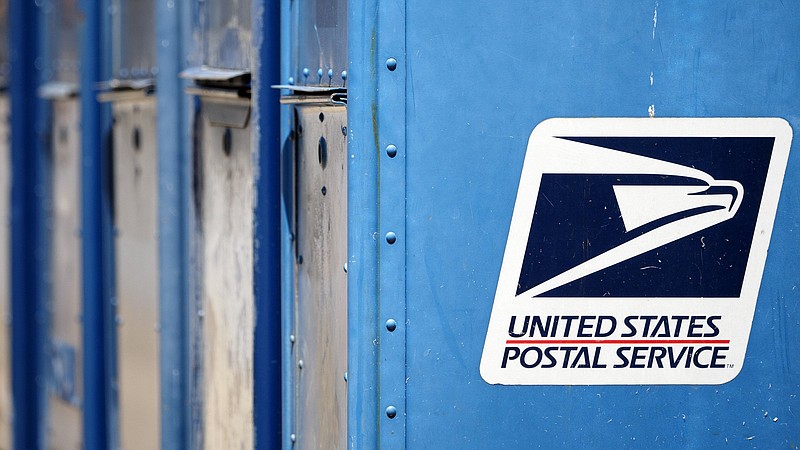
156, 0, 192, 447
253, 0, 282, 448
375, 0, 407, 447
79, 0, 114, 447
9, 0, 43, 447
390, 1, 800, 448
346, 0, 380, 447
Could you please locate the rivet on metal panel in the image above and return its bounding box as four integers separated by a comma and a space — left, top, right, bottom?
341, 126, 347, 136
327, 69, 333, 81
385, 406, 397, 419
317, 68, 323, 81
385, 232, 397, 244
321, 186, 327, 196
290, 334, 295, 343
290, 433, 296, 443
343, 262, 348, 273
297, 255, 303, 265
302, 68, 310, 81
222, 128, 233, 156
343, 372, 348, 382
340, 71, 347, 81
319, 112, 325, 122
386, 58, 398, 71
386, 144, 397, 158
385, 319, 397, 332
298, 360, 304, 369
288, 77, 295, 85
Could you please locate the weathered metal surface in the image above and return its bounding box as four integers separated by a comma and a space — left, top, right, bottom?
0, 94, 11, 450
42, 0, 81, 84
197, 108, 254, 450
47, 98, 82, 449
294, 105, 347, 450
293, 0, 347, 86
195, 0, 252, 70
109, 0, 156, 78
110, 97, 160, 450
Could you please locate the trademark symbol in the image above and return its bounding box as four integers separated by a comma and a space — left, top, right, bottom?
727, 364, 735, 369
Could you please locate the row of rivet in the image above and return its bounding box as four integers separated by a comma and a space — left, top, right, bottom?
287, 68, 348, 86
383, 55, 399, 422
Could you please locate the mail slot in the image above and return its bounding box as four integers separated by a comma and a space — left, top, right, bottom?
37, 0, 83, 447
182, 0, 255, 447
99, 0, 160, 446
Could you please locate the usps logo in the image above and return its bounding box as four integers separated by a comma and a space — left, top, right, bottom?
480, 118, 792, 385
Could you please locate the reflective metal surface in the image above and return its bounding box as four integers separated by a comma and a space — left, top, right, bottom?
0, 95, 10, 450
0, 0, 8, 86
294, 0, 347, 86
110, 0, 156, 79
294, 105, 347, 450
47, 98, 82, 449
196, 0, 252, 70
197, 107, 254, 449
111, 98, 160, 450
42, 0, 81, 84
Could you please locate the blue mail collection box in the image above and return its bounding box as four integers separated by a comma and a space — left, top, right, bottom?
331, 1, 800, 448
1, 1, 799, 449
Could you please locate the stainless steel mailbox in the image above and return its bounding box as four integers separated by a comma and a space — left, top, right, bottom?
184, 0, 255, 447
105, 94, 160, 450
101, 0, 160, 447
282, 0, 349, 446
291, 103, 348, 450
46, 96, 83, 450
39, 1, 83, 447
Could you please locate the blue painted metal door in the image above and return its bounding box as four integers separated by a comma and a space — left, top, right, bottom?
349, 1, 800, 448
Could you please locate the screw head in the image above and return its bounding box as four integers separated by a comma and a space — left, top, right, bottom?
385, 319, 397, 332
386, 144, 397, 158
386, 58, 398, 71
385, 232, 397, 245
386, 405, 397, 419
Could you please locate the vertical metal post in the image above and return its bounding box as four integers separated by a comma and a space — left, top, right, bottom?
347, 0, 381, 447
9, 0, 42, 447
157, 0, 191, 447
80, 0, 113, 447
253, 0, 282, 447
